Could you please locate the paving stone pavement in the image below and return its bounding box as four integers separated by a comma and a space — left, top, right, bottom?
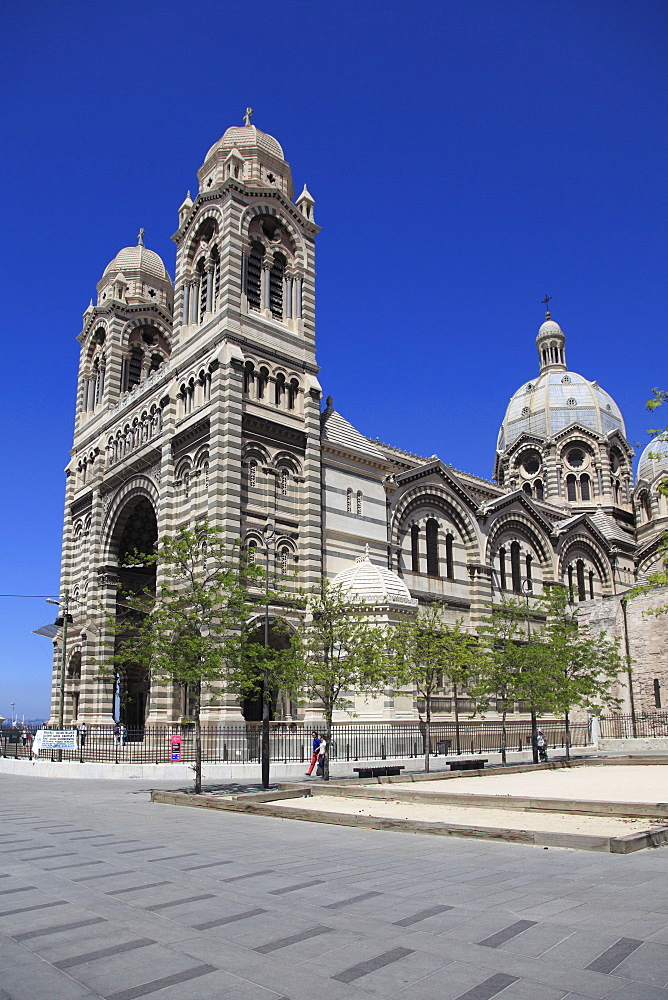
1, 773, 668, 1000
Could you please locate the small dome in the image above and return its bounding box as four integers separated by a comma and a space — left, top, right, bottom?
204, 125, 284, 164
497, 370, 625, 453
638, 437, 668, 482
332, 552, 417, 607
103, 244, 170, 282
537, 318, 564, 340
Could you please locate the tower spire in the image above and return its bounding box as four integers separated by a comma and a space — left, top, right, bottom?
541, 294, 552, 319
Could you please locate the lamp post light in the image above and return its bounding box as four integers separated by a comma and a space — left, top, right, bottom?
262, 522, 275, 790
46, 590, 72, 761
521, 579, 539, 764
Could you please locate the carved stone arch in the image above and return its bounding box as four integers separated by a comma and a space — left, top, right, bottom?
184, 207, 223, 265
239, 204, 306, 267
174, 455, 193, 481
193, 445, 210, 470
85, 324, 108, 359
558, 532, 611, 590
102, 478, 159, 562
123, 318, 171, 356
485, 512, 551, 569
273, 451, 302, 475
242, 441, 271, 466
392, 484, 479, 557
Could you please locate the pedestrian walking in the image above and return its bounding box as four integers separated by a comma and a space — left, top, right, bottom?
536, 729, 548, 762
113, 723, 122, 746
21, 728, 28, 748
79, 722, 87, 748
305, 731, 321, 776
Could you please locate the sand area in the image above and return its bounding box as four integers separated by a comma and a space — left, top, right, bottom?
389, 764, 668, 803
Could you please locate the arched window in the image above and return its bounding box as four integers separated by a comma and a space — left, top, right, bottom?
445, 534, 454, 580
275, 373, 286, 406
183, 471, 191, 501
499, 547, 507, 591
534, 479, 544, 501
257, 366, 269, 399
246, 241, 264, 310
411, 525, 419, 573
280, 468, 289, 497
126, 347, 143, 391
568, 565, 574, 600
525, 553, 532, 586
287, 378, 299, 410
197, 258, 206, 322
270, 253, 286, 319
654, 678, 662, 709
580, 474, 591, 500
426, 518, 439, 576
356, 491, 363, 516
566, 474, 577, 501
279, 547, 290, 576
589, 570, 595, 599
211, 245, 220, 310
510, 541, 521, 593
576, 559, 586, 601
243, 361, 255, 394
150, 353, 163, 373
523, 482, 532, 497
247, 540, 257, 564
249, 460, 257, 488
346, 488, 353, 513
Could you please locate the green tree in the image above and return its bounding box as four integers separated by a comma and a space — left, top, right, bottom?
110, 522, 265, 793
474, 597, 539, 764
534, 587, 624, 758
391, 606, 480, 770
291, 580, 389, 780
630, 388, 668, 610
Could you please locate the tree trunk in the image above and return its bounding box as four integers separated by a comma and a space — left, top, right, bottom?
501, 705, 507, 766
453, 683, 461, 755
424, 705, 431, 774
194, 681, 202, 795
530, 707, 539, 765
564, 711, 571, 760
324, 705, 332, 782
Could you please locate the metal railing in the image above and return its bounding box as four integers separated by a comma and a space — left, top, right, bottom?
599, 713, 668, 739
1, 719, 590, 764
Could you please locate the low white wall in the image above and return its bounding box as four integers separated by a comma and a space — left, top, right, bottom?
599, 738, 668, 753
0, 745, 598, 781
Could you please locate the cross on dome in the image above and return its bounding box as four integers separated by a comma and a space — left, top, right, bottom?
243, 107, 254, 126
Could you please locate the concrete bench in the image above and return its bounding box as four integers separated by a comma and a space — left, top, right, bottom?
448, 758, 488, 771
353, 765, 405, 778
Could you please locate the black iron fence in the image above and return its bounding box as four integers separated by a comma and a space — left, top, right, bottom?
0, 719, 590, 764
599, 713, 668, 739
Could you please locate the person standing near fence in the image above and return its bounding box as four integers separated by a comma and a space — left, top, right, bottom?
316, 735, 327, 777
79, 722, 87, 749
536, 729, 548, 762
305, 732, 321, 777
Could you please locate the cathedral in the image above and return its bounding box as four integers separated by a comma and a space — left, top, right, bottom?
52, 117, 668, 728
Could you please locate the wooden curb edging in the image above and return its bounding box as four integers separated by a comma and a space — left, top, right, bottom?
150, 788, 668, 854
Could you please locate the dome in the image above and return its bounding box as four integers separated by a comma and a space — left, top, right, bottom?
638, 437, 668, 482
103, 243, 170, 282
537, 318, 564, 340
497, 370, 625, 452
204, 125, 284, 164
332, 552, 417, 607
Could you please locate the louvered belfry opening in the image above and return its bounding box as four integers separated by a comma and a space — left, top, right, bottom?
269, 252, 285, 318
246, 241, 264, 310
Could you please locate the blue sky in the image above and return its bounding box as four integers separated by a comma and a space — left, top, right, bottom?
1, 0, 666, 718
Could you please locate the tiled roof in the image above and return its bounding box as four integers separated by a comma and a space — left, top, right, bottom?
321, 409, 387, 461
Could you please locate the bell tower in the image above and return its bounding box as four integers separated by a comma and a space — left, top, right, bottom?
170, 113, 323, 592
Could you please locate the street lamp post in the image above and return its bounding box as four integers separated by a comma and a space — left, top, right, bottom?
262, 522, 275, 790
521, 580, 539, 764
46, 590, 71, 762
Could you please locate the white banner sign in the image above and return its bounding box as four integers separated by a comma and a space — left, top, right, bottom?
32, 729, 78, 755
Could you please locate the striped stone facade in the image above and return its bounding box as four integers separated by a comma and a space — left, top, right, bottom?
52, 121, 666, 727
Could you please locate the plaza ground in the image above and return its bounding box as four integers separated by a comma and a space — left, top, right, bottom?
2, 772, 668, 998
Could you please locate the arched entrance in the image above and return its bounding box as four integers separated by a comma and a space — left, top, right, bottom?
240, 619, 293, 722
113, 496, 157, 730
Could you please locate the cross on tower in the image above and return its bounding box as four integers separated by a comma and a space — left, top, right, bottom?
541, 295, 552, 318
243, 107, 254, 126
137, 228, 145, 247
